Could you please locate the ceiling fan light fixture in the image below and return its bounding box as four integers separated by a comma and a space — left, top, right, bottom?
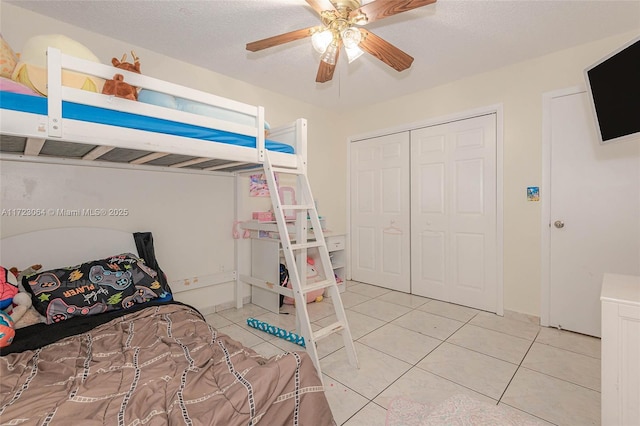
345, 45, 364, 63
247, 0, 436, 83
350, 12, 368, 26
311, 29, 334, 54
341, 27, 362, 49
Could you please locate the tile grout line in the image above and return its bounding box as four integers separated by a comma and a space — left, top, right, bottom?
217, 286, 598, 425
496, 327, 540, 404
516, 365, 601, 394
336, 301, 468, 424
535, 340, 602, 360
360, 309, 480, 413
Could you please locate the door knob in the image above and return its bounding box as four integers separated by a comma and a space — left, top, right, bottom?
554, 220, 565, 229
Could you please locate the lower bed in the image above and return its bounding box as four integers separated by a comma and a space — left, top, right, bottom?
0, 301, 334, 425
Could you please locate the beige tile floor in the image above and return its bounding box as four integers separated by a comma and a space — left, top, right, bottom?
211, 281, 601, 426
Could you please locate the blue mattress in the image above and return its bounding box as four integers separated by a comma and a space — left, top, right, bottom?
0, 91, 294, 154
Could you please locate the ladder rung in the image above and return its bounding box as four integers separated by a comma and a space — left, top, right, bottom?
290, 241, 324, 250
271, 166, 305, 175
313, 322, 345, 341
302, 279, 334, 294
280, 204, 315, 210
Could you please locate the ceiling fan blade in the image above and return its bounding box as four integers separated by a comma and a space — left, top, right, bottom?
359, 29, 414, 72
316, 61, 336, 83
305, 0, 336, 14
316, 44, 341, 83
350, 0, 437, 25
246, 26, 317, 52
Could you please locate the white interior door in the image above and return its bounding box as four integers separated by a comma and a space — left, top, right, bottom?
547, 90, 640, 337
411, 114, 498, 312
350, 132, 410, 292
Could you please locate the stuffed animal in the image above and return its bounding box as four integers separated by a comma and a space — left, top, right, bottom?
8, 265, 44, 328
283, 257, 324, 305
0, 311, 15, 348
0, 266, 18, 310
102, 51, 141, 101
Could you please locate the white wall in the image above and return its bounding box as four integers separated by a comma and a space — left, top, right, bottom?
0, 160, 237, 310
340, 30, 640, 317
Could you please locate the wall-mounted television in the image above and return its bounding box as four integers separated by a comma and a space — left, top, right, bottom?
584, 35, 640, 144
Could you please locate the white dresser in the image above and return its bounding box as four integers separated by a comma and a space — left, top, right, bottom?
601, 273, 640, 426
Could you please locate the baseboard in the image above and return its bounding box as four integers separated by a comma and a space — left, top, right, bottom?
206, 296, 251, 314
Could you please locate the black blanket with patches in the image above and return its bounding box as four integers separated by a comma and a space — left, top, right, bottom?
1, 299, 178, 355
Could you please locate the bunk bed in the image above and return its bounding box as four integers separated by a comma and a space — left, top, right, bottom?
0, 48, 333, 425
0, 47, 306, 173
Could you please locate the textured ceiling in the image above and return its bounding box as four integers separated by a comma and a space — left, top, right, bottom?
7, 0, 640, 111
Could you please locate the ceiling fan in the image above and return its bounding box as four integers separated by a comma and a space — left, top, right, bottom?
246, 0, 437, 83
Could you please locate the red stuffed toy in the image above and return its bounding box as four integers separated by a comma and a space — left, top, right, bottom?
0, 266, 19, 348
0, 266, 18, 311
101, 51, 141, 101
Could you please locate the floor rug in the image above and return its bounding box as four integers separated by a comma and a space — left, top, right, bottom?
386, 394, 547, 426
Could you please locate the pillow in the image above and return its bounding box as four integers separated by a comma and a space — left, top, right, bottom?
138, 89, 271, 130
0, 34, 18, 79
0, 76, 40, 96
11, 34, 105, 96
23, 253, 165, 324
138, 88, 177, 109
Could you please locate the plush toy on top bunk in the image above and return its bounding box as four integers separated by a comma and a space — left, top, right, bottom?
102, 51, 141, 101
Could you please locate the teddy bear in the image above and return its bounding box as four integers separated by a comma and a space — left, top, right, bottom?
7, 265, 44, 329
101, 51, 141, 101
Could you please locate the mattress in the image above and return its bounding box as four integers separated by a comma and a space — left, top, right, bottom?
0, 91, 295, 154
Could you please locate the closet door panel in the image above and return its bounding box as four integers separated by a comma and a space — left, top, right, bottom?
417, 230, 446, 298
350, 132, 410, 292
411, 114, 497, 312
354, 226, 375, 270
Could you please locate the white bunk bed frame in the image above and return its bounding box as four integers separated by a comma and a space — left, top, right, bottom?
0, 47, 306, 172
0, 47, 306, 301
0, 48, 358, 378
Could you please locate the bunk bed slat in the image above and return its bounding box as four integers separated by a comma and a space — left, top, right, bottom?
170, 157, 211, 168
130, 152, 169, 165
205, 161, 247, 171
83, 145, 114, 161
24, 138, 45, 156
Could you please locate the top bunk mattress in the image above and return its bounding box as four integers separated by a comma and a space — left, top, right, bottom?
0, 90, 294, 154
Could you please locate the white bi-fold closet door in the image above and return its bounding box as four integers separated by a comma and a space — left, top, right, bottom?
411, 114, 497, 312
350, 132, 411, 292
351, 113, 498, 312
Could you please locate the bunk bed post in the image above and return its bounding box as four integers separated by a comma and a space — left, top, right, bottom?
257, 106, 265, 163
297, 119, 308, 167
46, 47, 63, 138
234, 172, 244, 309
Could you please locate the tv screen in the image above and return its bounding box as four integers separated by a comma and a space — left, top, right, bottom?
584, 36, 640, 144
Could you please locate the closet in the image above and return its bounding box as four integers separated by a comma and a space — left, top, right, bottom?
350, 113, 499, 312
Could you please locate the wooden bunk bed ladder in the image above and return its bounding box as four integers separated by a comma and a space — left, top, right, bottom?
263, 153, 359, 379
